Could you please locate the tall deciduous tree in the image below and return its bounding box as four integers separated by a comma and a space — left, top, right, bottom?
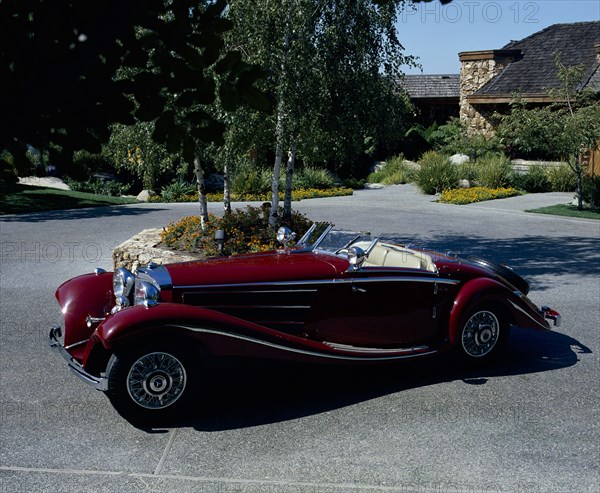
225, 0, 418, 226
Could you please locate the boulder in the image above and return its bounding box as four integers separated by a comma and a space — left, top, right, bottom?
136, 189, 157, 202
450, 154, 470, 165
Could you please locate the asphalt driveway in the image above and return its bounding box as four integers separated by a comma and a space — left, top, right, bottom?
1, 185, 598, 492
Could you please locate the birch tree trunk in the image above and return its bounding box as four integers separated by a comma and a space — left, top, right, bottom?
223, 161, 231, 215
193, 154, 209, 229
269, 9, 291, 229
283, 139, 296, 220
269, 107, 285, 228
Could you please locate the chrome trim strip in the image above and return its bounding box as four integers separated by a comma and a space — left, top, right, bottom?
178, 280, 340, 290
352, 276, 458, 285
64, 339, 90, 351
323, 341, 430, 354
174, 325, 437, 361
193, 305, 311, 310
508, 299, 549, 330
185, 288, 318, 295
178, 277, 458, 291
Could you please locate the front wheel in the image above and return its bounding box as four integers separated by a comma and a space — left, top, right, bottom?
106, 343, 195, 424
458, 305, 510, 363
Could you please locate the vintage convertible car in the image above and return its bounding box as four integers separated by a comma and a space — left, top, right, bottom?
50, 224, 560, 422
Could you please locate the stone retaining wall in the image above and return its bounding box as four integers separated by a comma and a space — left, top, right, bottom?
112, 228, 203, 271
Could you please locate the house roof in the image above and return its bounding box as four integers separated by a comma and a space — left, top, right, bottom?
399, 74, 459, 100
475, 21, 600, 99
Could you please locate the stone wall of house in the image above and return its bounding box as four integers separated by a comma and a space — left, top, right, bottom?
459, 51, 518, 136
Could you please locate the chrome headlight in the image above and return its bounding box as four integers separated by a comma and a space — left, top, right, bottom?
277, 226, 296, 246
134, 280, 160, 307
113, 267, 135, 298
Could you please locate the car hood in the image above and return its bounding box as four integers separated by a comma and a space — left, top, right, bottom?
163, 251, 348, 287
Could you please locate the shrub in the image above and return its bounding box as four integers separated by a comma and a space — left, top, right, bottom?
475, 154, 513, 188
581, 175, 600, 209
230, 163, 272, 196
161, 206, 313, 256
160, 181, 197, 202
429, 117, 501, 159
343, 177, 366, 190
293, 166, 336, 189
367, 154, 415, 185
547, 164, 577, 192
457, 160, 478, 182
439, 187, 521, 205
511, 165, 551, 193
414, 151, 457, 195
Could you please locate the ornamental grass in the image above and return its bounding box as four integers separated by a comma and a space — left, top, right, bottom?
439, 187, 520, 205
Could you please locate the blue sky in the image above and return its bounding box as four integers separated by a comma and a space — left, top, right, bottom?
397, 0, 600, 74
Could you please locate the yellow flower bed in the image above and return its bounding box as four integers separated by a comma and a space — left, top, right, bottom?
439, 187, 521, 205
161, 206, 313, 256
149, 187, 353, 203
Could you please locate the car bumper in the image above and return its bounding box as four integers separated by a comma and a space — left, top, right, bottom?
541, 306, 561, 327
49, 326, 108, 391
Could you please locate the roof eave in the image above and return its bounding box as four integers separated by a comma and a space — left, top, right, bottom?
467, 93, 568, 104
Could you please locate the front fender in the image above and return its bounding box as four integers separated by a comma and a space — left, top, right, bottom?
56, 271, 114, 347
92, 303, 328, 360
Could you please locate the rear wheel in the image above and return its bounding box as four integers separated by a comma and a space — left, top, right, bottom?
458, 304, 510, 363
106, 342, 195, 424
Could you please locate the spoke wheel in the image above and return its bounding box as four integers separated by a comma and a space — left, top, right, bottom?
106, 342, 196, 424
126, 352, 187, 410
461, 310, 500, 358
457, 304, 509, 363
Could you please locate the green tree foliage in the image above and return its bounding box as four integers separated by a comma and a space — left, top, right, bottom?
223, 0, 418, 224
0, 0, 265, 187
106, 122, 180, 191
496, 55, 600, 209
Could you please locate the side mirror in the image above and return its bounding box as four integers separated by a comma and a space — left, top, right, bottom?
347, 246, 366, 270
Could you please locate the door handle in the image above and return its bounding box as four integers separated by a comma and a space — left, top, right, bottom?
353, 286, 367, 294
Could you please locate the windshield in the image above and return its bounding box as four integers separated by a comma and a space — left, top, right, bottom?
296, 223, 374, 254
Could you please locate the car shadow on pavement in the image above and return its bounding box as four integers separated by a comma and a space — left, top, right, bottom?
138, 328, 591, 432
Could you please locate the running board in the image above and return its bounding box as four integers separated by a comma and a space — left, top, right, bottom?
323, 341, 432, 354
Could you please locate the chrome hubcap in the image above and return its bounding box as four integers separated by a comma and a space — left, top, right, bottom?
462, 310, 500, 357
127, 352, 186, 409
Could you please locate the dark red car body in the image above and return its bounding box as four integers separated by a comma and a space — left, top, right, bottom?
49, 227, 560, 421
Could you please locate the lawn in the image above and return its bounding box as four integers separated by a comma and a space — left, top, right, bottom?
0, 184, 137, 215
527, 204, 600, 220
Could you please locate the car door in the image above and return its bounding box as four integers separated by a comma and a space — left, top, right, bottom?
311, 268, 443, 348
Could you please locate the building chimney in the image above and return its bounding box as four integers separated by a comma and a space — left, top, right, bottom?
458, 49, 521, 136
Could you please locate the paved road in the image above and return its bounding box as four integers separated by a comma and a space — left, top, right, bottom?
1, 186, 598, 493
